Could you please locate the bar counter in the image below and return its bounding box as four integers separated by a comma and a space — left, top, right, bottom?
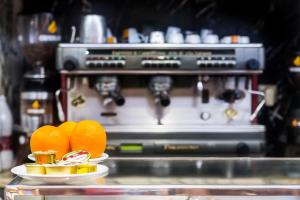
5, 157, 300, 199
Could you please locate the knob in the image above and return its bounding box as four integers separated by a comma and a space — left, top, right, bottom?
109, 62, 116, 68
236, 143, 250, 156
63, 58, 78, 70
103, 62, 109, 68
116, 62, 124, 68
200, 112, 211, 121
87, 62, 96, 68
171, 63, 179, 68
96, 63, 103, 68
246, 59, 260, 70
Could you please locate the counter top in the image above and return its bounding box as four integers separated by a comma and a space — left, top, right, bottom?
0, 171, 12, 188
6, 157, 300, 198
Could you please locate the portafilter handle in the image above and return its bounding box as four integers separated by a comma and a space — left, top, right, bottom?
158, 91, 170, 107
109, 91, 125, 106
95, 76, 125, 106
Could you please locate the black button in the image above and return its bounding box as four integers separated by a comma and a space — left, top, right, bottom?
117, 63, 124, 68
96, 63, 102, 68
87, 63, 95, 68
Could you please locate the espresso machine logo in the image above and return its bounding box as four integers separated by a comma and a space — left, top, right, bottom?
70, 93, 86, 107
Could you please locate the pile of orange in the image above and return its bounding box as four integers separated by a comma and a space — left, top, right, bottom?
30, 120, 107, 159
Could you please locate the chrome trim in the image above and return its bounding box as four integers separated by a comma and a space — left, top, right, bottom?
58, 43, 263, 49
6, 181, 300, 196
60, 69, 263, 75
107, 139, 264, 145
104, 125, 265, 133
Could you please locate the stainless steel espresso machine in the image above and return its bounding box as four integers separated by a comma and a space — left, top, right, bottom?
56, 43, 265, 156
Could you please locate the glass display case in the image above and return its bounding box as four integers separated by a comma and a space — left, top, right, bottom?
5, 157, 300, 200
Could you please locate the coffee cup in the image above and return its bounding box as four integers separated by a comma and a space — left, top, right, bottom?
239, 36, 250, 44
200, 29, 213, 41
167, 32, 184, 44
220, 36, 231, 44
185, 34, 201, 44
166, 26, 181, 41
150, 31, 165, 43
203, 34, 219, 44
123, 28, 146, 43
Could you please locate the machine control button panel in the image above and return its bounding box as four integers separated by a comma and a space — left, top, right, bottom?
86, 56, 126, 68
58, 44, 264, 71
197, 57, 236, 68
142, 56, 181, 69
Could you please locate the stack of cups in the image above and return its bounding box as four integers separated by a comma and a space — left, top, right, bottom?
200, 29, 219, 44
165, 26, 184, 44
185, 31, 201, 44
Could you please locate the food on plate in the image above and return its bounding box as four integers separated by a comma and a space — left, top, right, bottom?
76, 163, 97, 174
25, 162, 98, 175
61, 150, 91, 164
25, 164, 45, 174
33, 151, 56, 164
58, 121, 77, 140
45, 164, 77, 175
70, 120, 107, 158
30, 125, 70, 160
23, 120, 107, 177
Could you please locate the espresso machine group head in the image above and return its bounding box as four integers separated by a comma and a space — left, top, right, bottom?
95, 76, 125, 107
149, 76, 172, 107
57, 43, 265, 156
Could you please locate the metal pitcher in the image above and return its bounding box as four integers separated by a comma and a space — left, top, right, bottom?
80, 14, 106, 43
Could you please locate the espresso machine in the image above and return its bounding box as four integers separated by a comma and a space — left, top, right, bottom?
56, 43, 265, 156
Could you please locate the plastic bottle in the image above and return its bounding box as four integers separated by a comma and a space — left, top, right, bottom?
0, 94, 13, 171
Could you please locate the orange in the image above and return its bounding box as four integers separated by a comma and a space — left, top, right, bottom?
30, 125, 70, 160
58, 121, 77, 140
70, 120, 106, 158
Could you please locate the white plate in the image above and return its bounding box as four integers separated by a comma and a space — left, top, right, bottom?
11, 164, 109, 183
28, 153, 109, 164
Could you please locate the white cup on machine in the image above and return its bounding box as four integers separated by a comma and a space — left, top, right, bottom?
185, 34, 201, 44
239, 36, 250, 44
200, 29, 213, 41
150, 31, 165, 43
221, 36, 232, 44
166, 26, 182, 43
220, 35, 250, 44
126, 28, 147, 43
203, 34, 219, 44
167, 32, 184, 44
